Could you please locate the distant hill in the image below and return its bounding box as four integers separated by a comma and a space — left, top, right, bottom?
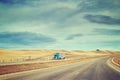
0, 49, 119, 61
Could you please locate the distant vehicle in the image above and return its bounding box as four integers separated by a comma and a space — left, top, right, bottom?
53, 53, 65, 60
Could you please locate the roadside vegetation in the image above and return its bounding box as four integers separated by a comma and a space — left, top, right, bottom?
113, 56, 120, 68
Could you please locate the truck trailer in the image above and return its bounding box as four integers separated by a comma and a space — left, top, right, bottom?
54, 53, 65, 60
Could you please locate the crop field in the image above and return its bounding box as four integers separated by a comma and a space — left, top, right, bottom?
0, 49, 109, 64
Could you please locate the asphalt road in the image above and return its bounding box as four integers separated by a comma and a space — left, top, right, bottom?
1, 57, 120, 80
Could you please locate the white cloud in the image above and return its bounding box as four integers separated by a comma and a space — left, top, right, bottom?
0, 0, 120, 50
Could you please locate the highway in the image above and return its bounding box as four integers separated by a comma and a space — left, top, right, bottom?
1, 57, 120, 80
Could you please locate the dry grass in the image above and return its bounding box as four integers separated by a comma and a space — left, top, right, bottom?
0, 49, 78, 61
113, 56, 120, 68
0, 49, 111, 63
0, 49, 119, 75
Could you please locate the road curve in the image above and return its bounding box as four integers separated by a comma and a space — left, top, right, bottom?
1, 57, 120, 80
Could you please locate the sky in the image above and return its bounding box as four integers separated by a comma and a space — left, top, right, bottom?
0, 0, 120, 50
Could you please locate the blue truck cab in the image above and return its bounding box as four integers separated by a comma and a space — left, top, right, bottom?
54, 53, 65, 60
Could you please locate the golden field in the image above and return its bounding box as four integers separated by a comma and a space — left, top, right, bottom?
0, 49, 115, 62
0, 49, 120, 75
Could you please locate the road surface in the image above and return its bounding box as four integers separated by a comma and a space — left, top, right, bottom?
0, 57, 120, 80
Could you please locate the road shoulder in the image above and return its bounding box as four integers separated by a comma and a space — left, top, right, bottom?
107, 58, 120, 73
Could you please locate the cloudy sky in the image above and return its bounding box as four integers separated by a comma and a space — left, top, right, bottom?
0, 0, 120, 50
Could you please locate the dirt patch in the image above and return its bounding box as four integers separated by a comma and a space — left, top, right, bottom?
0, 56, 106, 75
